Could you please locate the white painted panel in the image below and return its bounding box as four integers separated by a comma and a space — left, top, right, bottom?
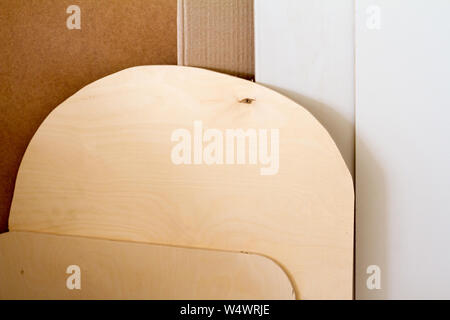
356, 0, 450, 299
255, 0, 355, 174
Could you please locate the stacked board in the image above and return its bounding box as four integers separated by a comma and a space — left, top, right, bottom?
0, 232, 294, 299
6, 66, 353, 299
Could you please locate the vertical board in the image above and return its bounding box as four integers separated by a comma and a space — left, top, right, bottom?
254, 0, 355, 174
356, 0, 450, 299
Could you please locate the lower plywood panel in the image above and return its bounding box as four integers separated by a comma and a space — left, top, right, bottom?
0, 232, 294, 299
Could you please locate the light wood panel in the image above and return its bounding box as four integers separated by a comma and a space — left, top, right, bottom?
9, 66, 354, 299
0, 231, 294, 299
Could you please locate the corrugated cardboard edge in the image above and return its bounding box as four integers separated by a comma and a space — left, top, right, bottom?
177, 0, 254, 80
177, 0, 186, 66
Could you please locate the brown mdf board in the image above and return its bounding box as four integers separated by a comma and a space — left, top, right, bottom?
0, 231, 294, 299
177, 0, 254, 80
9, 66, 354, 299
0, 0, 177, 234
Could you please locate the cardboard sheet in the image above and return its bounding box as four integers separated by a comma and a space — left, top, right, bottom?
0, 0, 178, 233
177, 0, 254, 79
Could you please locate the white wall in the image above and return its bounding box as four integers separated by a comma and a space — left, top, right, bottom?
254, 0, 355, 174
355, 0, 450, 299
256, 0, 450, 299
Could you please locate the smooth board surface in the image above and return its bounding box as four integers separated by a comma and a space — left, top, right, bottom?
9, 66, 354, 299
254, 0, 355, 174
0, 231, 294, 299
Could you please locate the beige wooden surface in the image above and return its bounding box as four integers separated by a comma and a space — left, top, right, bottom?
9, 66, 354, 299
0, 231, 294, 299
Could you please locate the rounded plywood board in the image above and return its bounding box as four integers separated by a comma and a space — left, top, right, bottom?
9, 66, 354, 299
0, 231, 294, 299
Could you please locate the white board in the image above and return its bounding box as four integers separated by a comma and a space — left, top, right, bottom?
254, 0, 355, 174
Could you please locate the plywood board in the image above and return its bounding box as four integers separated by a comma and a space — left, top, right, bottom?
9, 66, 354, 299
0, 231, 294, 299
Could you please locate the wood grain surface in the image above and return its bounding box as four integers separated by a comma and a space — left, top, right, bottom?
9, 66, 354, 299
0, 231, 294, 299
